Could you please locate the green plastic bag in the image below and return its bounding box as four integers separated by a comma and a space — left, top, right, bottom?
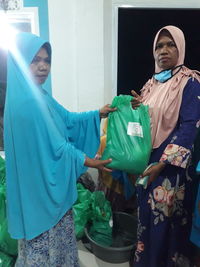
90, 191, 112, 222
0, 251, 15, 267
0, 157, 18, 256
0, 185, 18, 256
88, 191, 112, 247
73, 184, 113, 245
102, 95, 152, 174
73, 184, 92, 239
89, 220, 112, 247
0, 220, 18, 256
0, 185, 6, 223
0, 156, 6, 185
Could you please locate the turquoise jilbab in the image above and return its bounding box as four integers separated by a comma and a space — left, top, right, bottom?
4, 32, 100, 240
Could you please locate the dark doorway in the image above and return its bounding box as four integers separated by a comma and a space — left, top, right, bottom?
117, 8, 200, 95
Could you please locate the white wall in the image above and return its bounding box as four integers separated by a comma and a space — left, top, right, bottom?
48, 0, 106, 112
48, 0, 77, 111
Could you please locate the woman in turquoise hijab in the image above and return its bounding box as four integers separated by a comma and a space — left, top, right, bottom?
4, 32, 115, 266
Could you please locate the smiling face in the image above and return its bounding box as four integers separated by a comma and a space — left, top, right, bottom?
154, 31, 179, 71
29, 47, 51, 85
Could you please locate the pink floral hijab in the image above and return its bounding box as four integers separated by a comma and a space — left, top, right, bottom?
141, 25, 200, 148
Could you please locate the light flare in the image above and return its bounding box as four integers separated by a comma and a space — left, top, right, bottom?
0, 14, 49, 120
0, 13, 18, 49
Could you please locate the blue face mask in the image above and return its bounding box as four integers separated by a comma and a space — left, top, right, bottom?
154, 65, 183, 83
154, 69, 172, 83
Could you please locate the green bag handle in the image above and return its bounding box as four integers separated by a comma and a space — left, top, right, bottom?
110, 95, 148, 113
110, 95, 133, 108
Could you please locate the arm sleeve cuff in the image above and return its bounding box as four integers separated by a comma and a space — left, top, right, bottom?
159, 143, 191, 168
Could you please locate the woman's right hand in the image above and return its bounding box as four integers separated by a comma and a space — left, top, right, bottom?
131, 90, 142, 109
84, 157, 112, 172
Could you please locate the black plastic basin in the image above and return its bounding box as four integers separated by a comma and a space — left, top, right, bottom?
83, 212, 137, 263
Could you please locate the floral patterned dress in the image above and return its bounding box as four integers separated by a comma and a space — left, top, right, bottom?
133, 78, 200, 267
15, 210, 80, 267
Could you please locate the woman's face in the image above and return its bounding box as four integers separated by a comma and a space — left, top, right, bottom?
29, 47, 51, 85
154, 32, 179, 71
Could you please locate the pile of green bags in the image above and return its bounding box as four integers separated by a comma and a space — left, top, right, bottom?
102, 95, 152, 174
88, 189, 112, 246
73, 183, 112, 246
73, 183, 92, 239
0, 156, 17, 266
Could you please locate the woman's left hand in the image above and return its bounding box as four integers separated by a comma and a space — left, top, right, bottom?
141, 162, 166, 185
99, 104, 117, 118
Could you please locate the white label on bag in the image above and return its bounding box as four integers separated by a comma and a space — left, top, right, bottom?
127, 122, 143, 137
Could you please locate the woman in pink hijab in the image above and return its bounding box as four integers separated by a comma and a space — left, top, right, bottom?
131, 25, 200, 267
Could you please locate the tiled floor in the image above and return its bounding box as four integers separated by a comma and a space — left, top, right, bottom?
78, 240, 129, 267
